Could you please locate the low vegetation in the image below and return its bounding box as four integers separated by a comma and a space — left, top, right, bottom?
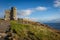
10, 20, 60, 40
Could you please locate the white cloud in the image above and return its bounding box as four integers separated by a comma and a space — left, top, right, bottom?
22, 14, 60, 23
37, 14, 60, 23
17, 6, 47, 17
54, 0, 60, 7
18, 9, 32, 16
36, 6, 47, 11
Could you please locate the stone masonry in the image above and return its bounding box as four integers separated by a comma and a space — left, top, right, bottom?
4, 7, 17, 20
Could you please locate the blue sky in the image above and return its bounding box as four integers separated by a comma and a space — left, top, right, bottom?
0, 0, 60, 23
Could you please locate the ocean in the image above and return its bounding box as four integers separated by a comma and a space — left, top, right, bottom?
44, 23, 60, 30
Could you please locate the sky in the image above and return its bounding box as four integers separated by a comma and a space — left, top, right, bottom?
0, 0, 60, 23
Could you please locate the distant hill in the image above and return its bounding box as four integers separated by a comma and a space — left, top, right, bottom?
10, 19, 60, 40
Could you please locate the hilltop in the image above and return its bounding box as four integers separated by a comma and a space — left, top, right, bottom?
0, 19, 60, 40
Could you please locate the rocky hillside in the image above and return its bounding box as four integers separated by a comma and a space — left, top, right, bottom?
0, 19, 60, 40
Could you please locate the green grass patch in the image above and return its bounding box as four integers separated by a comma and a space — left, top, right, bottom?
10, 20, 60, 40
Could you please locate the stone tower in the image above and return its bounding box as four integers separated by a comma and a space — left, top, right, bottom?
5, 10, 10, 20
4, 7, 17, 20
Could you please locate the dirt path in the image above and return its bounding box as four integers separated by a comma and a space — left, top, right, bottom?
0, 20, 10, 40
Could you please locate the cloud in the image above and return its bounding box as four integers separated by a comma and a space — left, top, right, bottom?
36, 6, 47, 11
18, 9, 32, 16
54, 0, 60, 7
23, 14, 60, 23
37, 14, 60, 23
17, 6, 47, 17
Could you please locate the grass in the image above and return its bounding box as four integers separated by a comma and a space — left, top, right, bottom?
10, 20, 60, 40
